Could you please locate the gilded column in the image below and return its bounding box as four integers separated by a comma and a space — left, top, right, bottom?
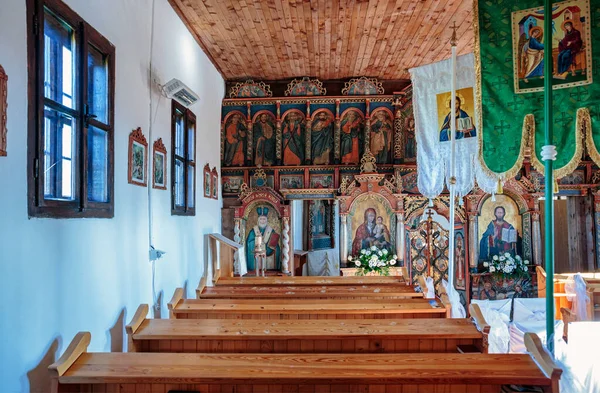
340, 214, 348, 264
468, 213, 479, 269
594, 191, 600, 269
334, 99, 341, 162
305, 101, 312, 164
246, 102, 253, 164
396, 212, 406, 264
282, 216, 290, 274
233, 218, 242, 275
275, 101, 282, 162
532, 211, 542, 266
364, 99, 371, 149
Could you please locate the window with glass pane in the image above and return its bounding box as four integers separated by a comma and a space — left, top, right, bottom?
28, 0, 115, 218
171, 100, 196, 215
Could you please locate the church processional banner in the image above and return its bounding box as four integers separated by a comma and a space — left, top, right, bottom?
475, 0, 600, 179
410, 53, 496, 200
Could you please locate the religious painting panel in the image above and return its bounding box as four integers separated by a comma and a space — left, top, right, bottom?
244, 203, 282, 271
558, 169, 585, 184
152, 138, 167, 190
404, 115, 416, 160
252, 111, 277, 166
311, 108, 334, 165
348, 195, 396, 257
309, 173, 334, 189
222, 175, 244, 195
454, 230, 467, 291
401, 172, 419, 194
339, 108, 365, 165
307, 200, 334, 250
128, 127, 148, 187
436, 87, 476, 142
279, 174, 304, 189
281, 109, 306, 165
478, 195, 523, 262
369, 108, 393, 164
250, 173, 274, 188
222, 111, 248, 167
342, 77, 384, 96
472, 273, 535, 300
228, 79, 272, 98
511, 0, 592, 93
211, 167, 218, 199
203, 164, 211, 198
285, 77, 326, 96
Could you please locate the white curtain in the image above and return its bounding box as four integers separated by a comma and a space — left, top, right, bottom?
409, 53, 496, 198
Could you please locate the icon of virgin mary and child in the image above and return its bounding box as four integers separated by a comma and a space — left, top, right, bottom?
245, 206, 281, 271
351, 208, 392, 255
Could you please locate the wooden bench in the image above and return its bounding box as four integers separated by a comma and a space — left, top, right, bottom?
197, 283, 422, 300
169, 288, 450, 320
537, 266, 600, 321
212, 272, 409, 287
49, 331, 561, 393
127, 303, 489, 354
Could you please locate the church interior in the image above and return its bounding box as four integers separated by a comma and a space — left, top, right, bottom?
1, 0, 599, 392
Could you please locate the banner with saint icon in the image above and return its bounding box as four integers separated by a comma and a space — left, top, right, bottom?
475, 0, 600, 179
409, 53, 496, 200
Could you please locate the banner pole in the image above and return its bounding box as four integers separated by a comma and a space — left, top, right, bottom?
543, 0, 555, 354
448, 23, 458, 293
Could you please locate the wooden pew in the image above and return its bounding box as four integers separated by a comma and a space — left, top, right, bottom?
537, 266, 600, 321
212, 271, 409, 287
127, 303, 490, 354
196, 283, 422, 300
169, 288, 450, 320
49, 331, 561, 393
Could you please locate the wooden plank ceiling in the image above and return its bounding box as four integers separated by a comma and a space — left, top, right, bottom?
168, 0, 474, 81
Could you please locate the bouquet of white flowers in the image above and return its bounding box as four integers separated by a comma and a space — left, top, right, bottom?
483, 253, 529, 280
347, 246, 398, 276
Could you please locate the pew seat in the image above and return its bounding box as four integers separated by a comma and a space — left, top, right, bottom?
127, 304, 489, 353
197, 284, 422, 300
169, 288, 449, 320
50, 332, 561, 393
214, 274, 408, 287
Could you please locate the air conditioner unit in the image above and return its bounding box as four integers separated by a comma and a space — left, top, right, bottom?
163, 78, 199, 107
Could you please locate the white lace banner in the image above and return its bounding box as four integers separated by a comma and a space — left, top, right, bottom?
409, 53, 496, 199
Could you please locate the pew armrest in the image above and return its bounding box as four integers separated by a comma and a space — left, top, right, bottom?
168, 288, 184, 316
524, 332, 562, 392
469, 303, 491, 334
417, 275, 427, 296
48, 332, 91, 377
125, 304, 149, 335
400, 267, 409, 284
560, 307, 576, 342
469, 303, 490, 353
196, 276, 207, 299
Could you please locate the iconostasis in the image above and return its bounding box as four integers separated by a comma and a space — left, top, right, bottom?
219, 77, 598, 304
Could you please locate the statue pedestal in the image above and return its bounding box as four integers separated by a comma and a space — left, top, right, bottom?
341, 267, 404, 277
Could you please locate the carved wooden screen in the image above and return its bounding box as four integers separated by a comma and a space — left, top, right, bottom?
408, 217, 449, 295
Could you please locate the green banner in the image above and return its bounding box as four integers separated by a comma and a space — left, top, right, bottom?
475, 0, 600, 178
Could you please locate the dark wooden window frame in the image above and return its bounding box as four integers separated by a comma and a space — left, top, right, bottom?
27, 0, 115, 218
171, 100, 196, 216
